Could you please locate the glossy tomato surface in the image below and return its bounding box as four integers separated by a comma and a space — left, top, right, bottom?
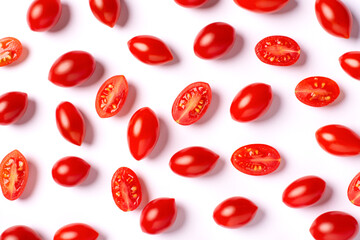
339, 51, 360, 80
56, 101, 85, 146
89, 0, 120, 28
0, 92, 28, 125
95, 75, 128, 118
27, 0, 62, 31
54, 223, 99, 240
0, 37, 22, 67
140, 198, 177, 234
111, 167, 142, 211
230, 83, 272, 122
172, 82, 212, 125
52, 156, 90, 187
233, 0, 289, 13
49, 51, 96, 87
348, 172, 360, 206
0, 225, 41, 240
193, 22, 235, 59
174, 0, 207, 8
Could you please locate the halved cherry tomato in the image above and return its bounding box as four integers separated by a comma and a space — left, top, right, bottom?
174, 0, 207, 8
231, 144, 281, 176
95, 75, 128, 118
27, 0, 62, 32
49, 51, 96, 87
339, 52, 360, 80
295, 76, 340, 107
193, 22, 235, 60
140, 198, 177, 234
54, 223, 99, 240
1, 225, 41, 240
315, 124, 360, 156
56, 102, 85, 146
0, 150, 28, 201
233, 0, 289, 13
128, 35, 173, 65
111, 167, 142, 212
315, 0, 352, 38
52, 156, 90, 187
255, 35, 300, 66
172, 82, 212, 125
347, 172, 360, 206
0, 92, 28, 125
0, 37, 22, 67
89, 0, 120, 28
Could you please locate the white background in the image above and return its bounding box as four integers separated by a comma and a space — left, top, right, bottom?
1, 0, 360, 239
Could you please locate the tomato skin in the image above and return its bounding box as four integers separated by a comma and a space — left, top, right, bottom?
310, 211, 359, 240
339, 52, 360, 80
0, 92, 28, 125
315, 0, 352, 38
0, 37, 22, 67
52, 156, 90, 187
140, 198, 177, 234
193, 22, 235, 60
1, 225, 41, 240
233, 0, 289, 13
56, 102, 85, 146
49, 51, 96, 87
174, 0, 207, 8
54, 223, 99, 240
89, 0, 120, 28
347, 172, 360, 206
27, 0, 62, 32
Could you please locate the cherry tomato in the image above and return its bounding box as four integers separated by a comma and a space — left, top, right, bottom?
0, 150, 28, 201
295, 76, 340, 107
111, 167, 142, 212
52, 156, 90, 187
56, 101, 85, 146
315, 0, 352, 38
315, 124, 360, 156
233, 0, 289, 13
0, 37, 22, 67
230, 83, 272, 122
255, 35, 300, 66
231, 144, 281, 176
193, 22, 235, 60
282, 176, 326, 208
339, 51, 360, 80
0, 92, 28, 125
310, 211, 359, 240
95, 75, 128, 118
54, 223, 99, 240
89, 0, 120, 28
140, 198, 177, 234
172, 82, 212, 125
26, 0, 62, 32
213, 196, 258, 228
49, 51, 96, 87
347, 172, 360, 206
174, 0, 207, 8
169, 146, 219, 177
128, 35, 173, 65
127, 107, 160, 160
1, 225, 41, 240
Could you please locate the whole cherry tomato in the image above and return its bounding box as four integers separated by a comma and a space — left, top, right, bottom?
56, 101, 85, 146
140, 198, 177, 234
0, 37, 22, 67
127, 107, 160, 160
0, 225, 41, 240
54, 223, 99, 240
89, 0, 120, 28
193, 22, 235, 60
347, 172, 360, 206
174, 0, 207, 8
233, 0, 289, 13
339, 51, 360, 80
27, 0, 62, 32
0, 92, 28, 125
52, 156, 90, 187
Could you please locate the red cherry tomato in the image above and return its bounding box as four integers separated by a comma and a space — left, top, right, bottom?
231, 144, 281, 176
172, 82, 212, 125
140, 198, 177, 234
193, 22, 235, 60
54, 223, 99, 240
0, 37, 22, 67
56, 101, 85, 146
1, 225, 41, 240
52, 156, 90, 187
255, 35, 300, 66
282, 176, 326, 208
315, 0, 352, 38
26, 0, 62, 32
128, 35, 173, 65
89, 0, 120, 28
127, 107, 160, 160
295, 76, 340, 107
111, 167, 142, 212
348, 172, 360, 206
174, 0, 207, 8
233, 0, 289, 13
315, 124, 360, 156
49, 51, 96, 87
339, 51, 360, 80
0, 150, 28, 201
0, 92, 28, 125
230, 83, 272, 122
95, 75, 128, 118
213, 196, 258, 228
310, 211, 359, 240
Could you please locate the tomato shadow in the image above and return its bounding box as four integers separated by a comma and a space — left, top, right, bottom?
79, 165, 99, 187
7, 45, 30, 67
327, 87, 345, 108
270, 0, 297, 15
275, 153, 286, 174
14, 98, 36, 125
293, 47, 307, 67
135, 177, 150, 211
253, 92, 281, 123
195, 90, 220, 125
78, 109, 95, 145
97, 233, 108, 240
116, 83, 137, 118
350, 11, 360, 39
78, 61, 105, 88
148, 117, 169, 159
242, 207, 265, 229
163, 204, 186, 234
198, 0, 220, 9
116, 0, 129, 27
49, 3, 71, 33
20, 160, 38, 200
163, 46, 180, 66
217, 33, 244, 61
202, 158, 225, 178
309, 184, 333, 208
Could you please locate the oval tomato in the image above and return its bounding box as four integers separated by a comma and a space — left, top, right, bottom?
0, 150, 28, 201
315, 0, 352, 38
54, 223, 99, 240
27, 0, 62, 32
193, 22, 235, 60
295, 76, 340, 107
339, 51, 360, 80
255, 35, 300, 66
172, 82, 212, 125
140, 198, 177, 234
127, 107, 160, 160
230, 83, 272, 122
128, 35, 173, 65
174, 0, 207, 8
310, 211, 359, 240
233, 0, 289, 13
1, 225, 41, 240
95, 75, 128, 118
89, 0, 120, 28
0, 92, 28, 125
231, 144, 281, 176
52, 156, 90, 187
348, 172, 360, 206
315, 124, 360, 156
49, 51, 96, 87
111, 167, 142, 212
56, 101, 85, 146
0, 37, 22, 67
213, 196, 258, 228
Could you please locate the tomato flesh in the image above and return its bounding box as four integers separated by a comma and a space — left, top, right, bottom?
1, 225, 41, 240
54, 223, 99, 240
27, 0, 62, 31
0, 37, 22, 67
89, 0, 121, 28
339, 51, 360, 80
233, 0, 289, 13
348, 172, 360, 206
0, 92, 28, 125
174, 0, 207, 8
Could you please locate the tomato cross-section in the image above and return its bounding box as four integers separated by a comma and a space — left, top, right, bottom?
0, 37, 22, 67
348, 172, 360, 206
